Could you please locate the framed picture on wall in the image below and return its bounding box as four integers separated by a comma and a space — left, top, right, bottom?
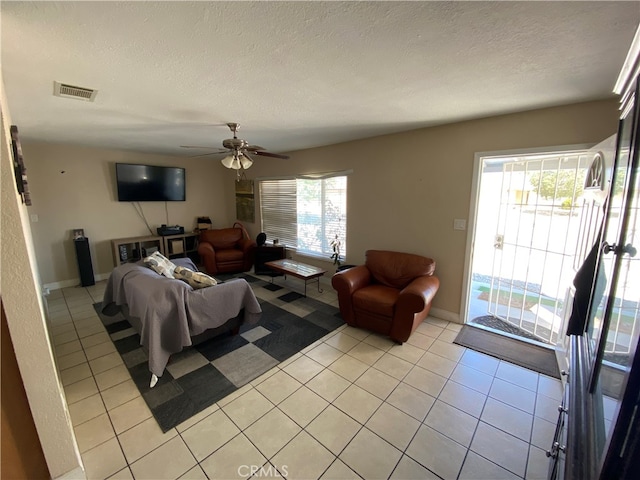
10, 125, 32, 206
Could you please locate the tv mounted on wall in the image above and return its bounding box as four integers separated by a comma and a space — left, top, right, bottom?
116, 163, 185, 202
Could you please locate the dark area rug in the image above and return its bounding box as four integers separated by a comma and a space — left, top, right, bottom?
454, 324, 560, 379
94, 274, 343, 432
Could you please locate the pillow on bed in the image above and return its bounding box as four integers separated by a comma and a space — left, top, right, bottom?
143, 251, 177, 278
173, 266, 218, 289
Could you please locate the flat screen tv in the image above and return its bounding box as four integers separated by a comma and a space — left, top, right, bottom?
116, 163, 185, 202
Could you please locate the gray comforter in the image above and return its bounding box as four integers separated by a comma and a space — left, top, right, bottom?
101, 258, 262, 377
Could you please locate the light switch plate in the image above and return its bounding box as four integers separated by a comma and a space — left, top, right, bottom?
453, 219, 466, 230
30, 214, 39, 223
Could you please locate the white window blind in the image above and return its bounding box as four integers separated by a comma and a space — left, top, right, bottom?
259, 173, 348, 258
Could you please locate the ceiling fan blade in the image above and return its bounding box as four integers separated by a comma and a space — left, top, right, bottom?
253, 151, 290, 160
189, 150, 230, 158
245, 145, 266, 151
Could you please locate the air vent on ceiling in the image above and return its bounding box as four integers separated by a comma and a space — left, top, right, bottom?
53, 81, 97, 102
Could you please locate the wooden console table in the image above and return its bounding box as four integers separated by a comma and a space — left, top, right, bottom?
264, 259, 327, 297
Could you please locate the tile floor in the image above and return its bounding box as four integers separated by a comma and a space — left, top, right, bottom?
46, 274, 560, 480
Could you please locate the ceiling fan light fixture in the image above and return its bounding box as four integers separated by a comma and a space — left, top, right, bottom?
221, 154, 237, 169
240, 153, 253, 169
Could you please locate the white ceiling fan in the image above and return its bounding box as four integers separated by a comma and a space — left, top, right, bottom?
181, 123, 289, 176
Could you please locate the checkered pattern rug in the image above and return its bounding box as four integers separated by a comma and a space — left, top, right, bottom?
94, 273, 343, 432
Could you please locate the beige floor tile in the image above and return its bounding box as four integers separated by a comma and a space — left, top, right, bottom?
69, 393, 107, 426
470, 422, 529, 478
90, 351, 124, 375
278, 386, 329, 428
366, 402, 420, 451
362, 333, 396, 351
181, 409, 240, 461
55, 338, 83, 357
74, 413, 115, 453
176, 402, 220, 433
101, 379, 140, 410
390, 455, 441, 480
307, 369, 351, 402
537, 375, 564, 401
386, 382, 435, 422
354, 367, 399, 400
459, 349, 500, 376
216, 383, 252, 408
320, 459, 361, 479
437, 328, 459, 343
327, 353, 369, 382
81, 437, 127, 480
58, 350, 88, 370
426, 318, 450, 328
306, 342, 344, 366
271, 431, 335, 480
428, 339, 466, 362
415, 322, 444, 338
65, 376, 99, 405
340, 427, 402, 479
178, 465, 208, 480
388, 343, 425, 364
130, 436, 196, 480
489, 378, 537, 414
403, 365, 447, 398
459, 451, 521, 480
373, 353, 413, 380
406, 425, 467, 480
107, 467, 134, 480
324, 331, 361, 353
77, 322, 106, 339
307, 405, 361, 455
281, 355, 324, 383
85, 341, 118, 361
94, 364, 131, 391
333, 384, 382, 424
108, 396, 152, 434
254, 370, 303, 405
416, 351, 457, 378
481, 397, 533, 442
244, 408, 302, 458
118, 417, 177, 464
534, 393, 561, 423
531, 416, 556, 450
222, 388, 275, 430
405, 331, 436, 350
424, 400, 478, 447
496, 361, 540, 392
526, 445, 549, 480
200, 433, 267, 480
347, 342, 385, 365
450, 363, 494, 394
439, 380, 487, 418
61, 362, 93, 386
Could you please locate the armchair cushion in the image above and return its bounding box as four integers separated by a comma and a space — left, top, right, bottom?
332, 250, 440, 344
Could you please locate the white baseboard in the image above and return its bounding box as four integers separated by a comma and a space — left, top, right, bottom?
430, 307, 461, 324
43, 273, 110, 292
54, 465, 85, 480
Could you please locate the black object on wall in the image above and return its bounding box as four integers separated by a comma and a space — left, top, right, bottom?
74, 238, 95, 287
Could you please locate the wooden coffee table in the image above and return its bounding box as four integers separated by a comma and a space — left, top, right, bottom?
264, 259, 327, 297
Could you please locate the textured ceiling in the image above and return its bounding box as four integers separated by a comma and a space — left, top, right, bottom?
1, 1, 639, 157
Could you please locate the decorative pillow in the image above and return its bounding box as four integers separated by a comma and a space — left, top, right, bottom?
173, 266, 218, 289
143, 251, 177, 278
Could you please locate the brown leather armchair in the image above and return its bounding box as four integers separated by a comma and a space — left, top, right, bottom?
198, 227, 256, 275
331, 250, 440, 343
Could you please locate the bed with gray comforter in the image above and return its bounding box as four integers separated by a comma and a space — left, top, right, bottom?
101, 258, 262, 378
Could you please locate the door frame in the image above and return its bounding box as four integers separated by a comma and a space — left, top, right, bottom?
460, 143, 594, 326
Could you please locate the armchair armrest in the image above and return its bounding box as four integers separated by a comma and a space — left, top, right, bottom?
331, 265, 371, 326
237, 237, 257, 253
197, 241, 217, 274
197, 241, 215, 256
397, 275, 440, 313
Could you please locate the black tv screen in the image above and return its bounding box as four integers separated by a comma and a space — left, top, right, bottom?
116, 163, 185, 202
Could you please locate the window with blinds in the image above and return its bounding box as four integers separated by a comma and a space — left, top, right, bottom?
259, 174, 348, 259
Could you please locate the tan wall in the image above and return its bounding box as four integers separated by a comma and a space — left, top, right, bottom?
244, 99, 620, 317
22, 142, 237, 285
1, 82, 83, 478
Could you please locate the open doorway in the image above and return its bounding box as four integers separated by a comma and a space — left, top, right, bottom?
466, 148, 592, 345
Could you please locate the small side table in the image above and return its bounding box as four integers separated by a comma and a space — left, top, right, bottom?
254, 245, 286, 275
